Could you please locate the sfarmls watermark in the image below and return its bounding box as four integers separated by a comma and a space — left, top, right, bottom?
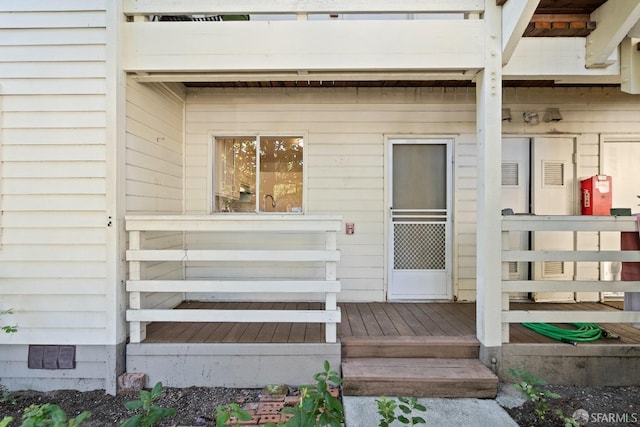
573, 409, 639, 424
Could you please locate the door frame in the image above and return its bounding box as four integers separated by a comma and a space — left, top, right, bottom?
385, 136, 454, 301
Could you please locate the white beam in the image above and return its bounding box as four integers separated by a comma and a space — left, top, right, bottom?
502, 0, 540, 65
504, 37, 620, 81
586, 0, 640, 68
621, 37, 640, 94
476, 2, 503, 349
123, 0, 484, 15
123, 20, 484, 73
132, 71, 479, 83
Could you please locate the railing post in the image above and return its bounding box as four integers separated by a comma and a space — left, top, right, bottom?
128, 230, 146, 343
501, 229, 510, 343
325, 228, 338, 343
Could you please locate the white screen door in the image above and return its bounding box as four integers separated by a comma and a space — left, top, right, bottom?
387, 139, 452, 300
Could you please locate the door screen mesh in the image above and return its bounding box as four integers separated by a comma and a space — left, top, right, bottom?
393, 222, 446, 270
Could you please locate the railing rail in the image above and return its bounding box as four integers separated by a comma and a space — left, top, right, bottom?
501, 215, 640, 343
125, 215, 342, 344
123, 0, 484, 17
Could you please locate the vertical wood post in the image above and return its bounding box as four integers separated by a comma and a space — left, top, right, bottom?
476, 1, 503, 349
325, 229, 337, 343
128, 230, 146, 343
501, 230, 510, 343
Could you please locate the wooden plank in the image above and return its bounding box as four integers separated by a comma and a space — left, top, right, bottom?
126, 249, 340, 262
404, 303, 447, 336
503, 310, 640, 324
342, 303, 368, 337
123, 0, 484, 15
128, 308, 340, 323
271, 302, 296, 342
127, 280, 341, 293
125, 215, 342, 232
368, 303, 400, 336
503, 250, 640, 262
503, 280, 640, 293
378, 304, 416, 336
502, 216, 639, 232
357, 303, 383, 336
392, 303, 431, 336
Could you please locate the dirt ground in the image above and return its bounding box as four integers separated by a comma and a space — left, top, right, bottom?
1, 383, 639, 426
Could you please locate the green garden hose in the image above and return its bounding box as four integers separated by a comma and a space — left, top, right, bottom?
522, 322, 602, 345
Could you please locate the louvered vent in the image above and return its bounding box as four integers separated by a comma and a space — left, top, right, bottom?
543, 261, 564, 276
502, 163, 519, 186
543, 162, 564, 186
509, 261, 518, 274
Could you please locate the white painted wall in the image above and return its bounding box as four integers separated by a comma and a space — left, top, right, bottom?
0, 1, 113, 391
184, 86, 640, 303
125, 78, 185, 309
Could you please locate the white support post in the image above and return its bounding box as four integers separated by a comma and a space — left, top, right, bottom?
476, 1, 503, 350
128, 230, 145, 343
325, 229, 337, 343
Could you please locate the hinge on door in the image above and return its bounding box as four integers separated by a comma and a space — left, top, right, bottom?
572, 152, 577, 164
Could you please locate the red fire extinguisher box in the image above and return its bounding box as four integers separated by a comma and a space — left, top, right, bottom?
581, 175, 612, 215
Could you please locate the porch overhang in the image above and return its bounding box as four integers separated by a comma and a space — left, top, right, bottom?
122, 20, 485, 76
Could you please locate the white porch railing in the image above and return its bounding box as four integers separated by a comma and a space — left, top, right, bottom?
125, 215, 342, 344
501, 215, 640, 343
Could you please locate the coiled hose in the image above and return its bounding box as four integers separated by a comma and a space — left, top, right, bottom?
522, 322, 602, 344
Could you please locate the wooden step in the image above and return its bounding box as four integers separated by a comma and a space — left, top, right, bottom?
342, 357, 498, 398
341, 335, 480, 359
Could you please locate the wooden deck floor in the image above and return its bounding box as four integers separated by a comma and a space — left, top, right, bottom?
142, 301, 640, 344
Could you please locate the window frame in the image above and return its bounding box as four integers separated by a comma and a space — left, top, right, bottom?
208, 132, 307, 214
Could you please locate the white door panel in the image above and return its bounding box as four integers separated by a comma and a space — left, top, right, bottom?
532, 137, 576, 302
502, 138, 530, 300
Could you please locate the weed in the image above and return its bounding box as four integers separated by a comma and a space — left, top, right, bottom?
1, 309, 17, 334
120, 382, 176, 427
21, 403, 91, 427
214, 403, 252, 427
376, 396, 427, 426
266, 360, 343, 427
0, 417, 12, 427
509, 368, 560, 422
376, 396, 398, 427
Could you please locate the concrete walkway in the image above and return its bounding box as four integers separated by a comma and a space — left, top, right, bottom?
343, 384, 525, 427
343, 397, 519, 427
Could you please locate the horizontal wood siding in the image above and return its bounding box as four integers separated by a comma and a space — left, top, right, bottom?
126, 79, 185, 310
185, 87, 640, 303
0, 0, 109, 351
0, 1, 112, 390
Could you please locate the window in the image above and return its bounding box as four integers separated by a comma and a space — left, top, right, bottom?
212, 135, 304, 213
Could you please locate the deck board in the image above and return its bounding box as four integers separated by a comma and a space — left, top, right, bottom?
142, 301, 640, 345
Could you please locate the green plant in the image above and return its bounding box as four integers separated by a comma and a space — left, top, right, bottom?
268, 360, 343, 427
1, 384, 15, 405
21, 403, 91, 427
1, 309, 17, 334
1, 417, 13, 427
214, 403, 252, 427
555, 409, 580, 427
376, 396, 427, 426
120, 382, 176, 427
376, 396, 398, 427
510, 368, 560, 422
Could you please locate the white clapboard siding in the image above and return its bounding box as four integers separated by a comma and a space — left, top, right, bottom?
0, 3, 116, 393
185, 86, 640, 302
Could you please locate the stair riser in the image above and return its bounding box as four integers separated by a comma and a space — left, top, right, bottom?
342, 345, 479, 359
343, 381, 497, 398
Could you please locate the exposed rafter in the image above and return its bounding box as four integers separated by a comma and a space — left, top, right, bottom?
586, 0, 640, 68
502, 0, 540, 65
